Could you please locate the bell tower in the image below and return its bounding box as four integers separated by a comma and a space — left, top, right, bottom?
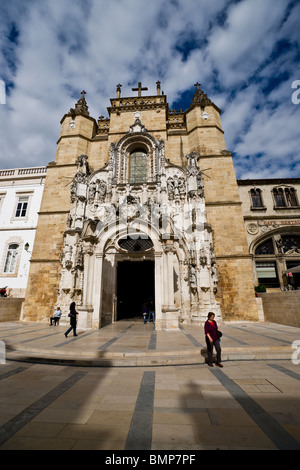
22, 92, 98, 322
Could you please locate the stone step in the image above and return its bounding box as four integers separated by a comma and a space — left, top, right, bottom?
6, 344, 293, 367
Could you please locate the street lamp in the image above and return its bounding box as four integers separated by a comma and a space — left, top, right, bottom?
24, 243, 32, 255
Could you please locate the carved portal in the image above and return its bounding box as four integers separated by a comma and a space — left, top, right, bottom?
58, 116, 221, 329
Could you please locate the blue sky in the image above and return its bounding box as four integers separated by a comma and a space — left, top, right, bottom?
0, 0, 299, 179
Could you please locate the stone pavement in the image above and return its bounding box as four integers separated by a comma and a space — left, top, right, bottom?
1, 319, 300, 366
0, 320, 300, 450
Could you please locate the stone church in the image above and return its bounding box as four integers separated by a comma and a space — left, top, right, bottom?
22, 82, 259, 329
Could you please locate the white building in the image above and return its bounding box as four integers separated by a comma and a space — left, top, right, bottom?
0, 167, 46, 297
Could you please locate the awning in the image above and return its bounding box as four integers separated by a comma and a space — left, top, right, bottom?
284, 265, 300, 274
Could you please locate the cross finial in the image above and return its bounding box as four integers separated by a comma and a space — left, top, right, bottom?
194, 82, 201, 90
132, 82, 148, 97
116, 84, 122, 99
156, 80, 161, 96
81, 90, 86, 100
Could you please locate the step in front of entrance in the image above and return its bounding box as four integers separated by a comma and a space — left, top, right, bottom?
6, 344, 293, 367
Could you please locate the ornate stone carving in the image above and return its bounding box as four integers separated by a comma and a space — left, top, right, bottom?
189, 264, 197, 292
167, 175, 186, 200
77, 154, 89, 174
59, 124, 221, 326
88, 179, 107, 204
69, 91, 90, 118
185, 152, 205, 200
199, 248, 207, 267
130, 116, 147, 133
192, 83, 212, 108
246, 223, 259, 235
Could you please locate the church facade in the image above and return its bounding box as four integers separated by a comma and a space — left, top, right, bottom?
22, 82, 259, 329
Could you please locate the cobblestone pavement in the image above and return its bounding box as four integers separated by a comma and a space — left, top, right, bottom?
0, 321, 300, 451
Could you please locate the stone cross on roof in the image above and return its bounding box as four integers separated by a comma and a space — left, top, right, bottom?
116, 84, 122, 99
132, 82, 148, 97
69, 90, 89, 117
192, 82, 212, 108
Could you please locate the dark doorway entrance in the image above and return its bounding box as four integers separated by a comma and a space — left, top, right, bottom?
117, 260, 155, 320
286, 261, 300, 289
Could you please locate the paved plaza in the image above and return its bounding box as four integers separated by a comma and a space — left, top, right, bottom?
0, 320, 300, 450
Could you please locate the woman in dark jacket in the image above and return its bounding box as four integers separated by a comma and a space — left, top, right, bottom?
204, 312, 223, 367
64, 302, 78, 337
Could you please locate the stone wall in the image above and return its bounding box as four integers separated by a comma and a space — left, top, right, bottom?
0, 298, 24, 322
203, 155, 259, 321
258, 291, 300, 327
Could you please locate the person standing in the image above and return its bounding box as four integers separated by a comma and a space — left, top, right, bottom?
148, 297, 155, 324
64, 302, 78, 337
142, 302, 148, 324
204, 312, 223, 367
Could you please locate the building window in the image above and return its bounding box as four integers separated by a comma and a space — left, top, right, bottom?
0, 193, 6, 213
3, 243, 19, 274
129, 149, 147, 183
273, 187, 299, 208
256, 261, 279, 287
273, 188, 285, 207
255, 238, 274, 255
281, 235, 300, 254
118, 236, 153, 252
285, 188, 298, 207
250, 188, 264, 208
15, 196, 29, 218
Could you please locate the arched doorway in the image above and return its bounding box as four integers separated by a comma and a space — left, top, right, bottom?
116, 259, 155, 320
99, 231, 157, 325
252, 232, 300, 289
115, 234, 155, 321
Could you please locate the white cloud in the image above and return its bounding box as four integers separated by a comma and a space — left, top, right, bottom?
0, 0, 299, 180
207, 0, 288, 86
235, 101, 299, 157
221, 85, 260, 144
